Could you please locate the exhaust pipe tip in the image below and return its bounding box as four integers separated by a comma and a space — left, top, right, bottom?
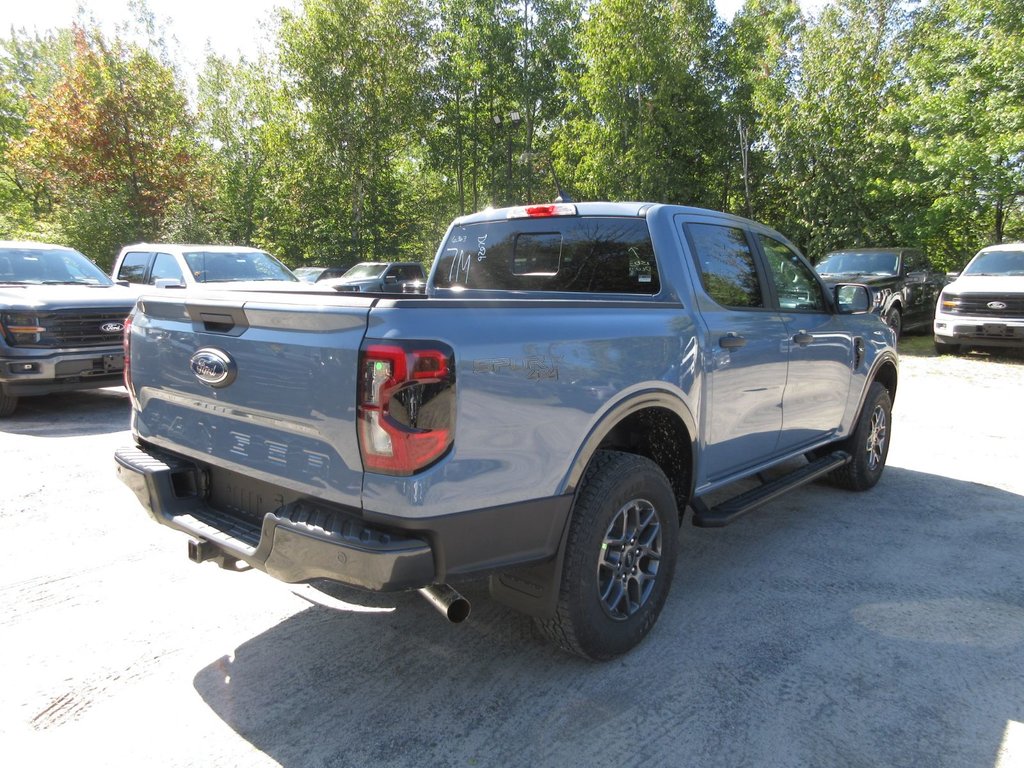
418, 584, 471, 623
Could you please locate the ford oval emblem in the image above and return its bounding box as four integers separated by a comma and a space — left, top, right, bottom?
189, 348, 237, 388
101, 322, 124, 333
987, 301, 1007, 310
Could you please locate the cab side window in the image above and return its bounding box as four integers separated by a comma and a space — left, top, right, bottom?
149, 252, 185, 284
685, 223, 764, 308
117, 252, 152, 283
759, 235, 826, 311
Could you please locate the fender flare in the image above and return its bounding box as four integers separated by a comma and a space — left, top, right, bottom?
560, 387, 698, 499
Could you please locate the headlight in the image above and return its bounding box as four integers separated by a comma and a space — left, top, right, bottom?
939, 291, 961, 312
0, 312, 45, 345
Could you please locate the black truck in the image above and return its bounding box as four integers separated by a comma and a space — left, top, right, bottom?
815, 247, 945, 337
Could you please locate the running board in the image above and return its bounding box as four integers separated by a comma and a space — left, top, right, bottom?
691, 451, 852, 528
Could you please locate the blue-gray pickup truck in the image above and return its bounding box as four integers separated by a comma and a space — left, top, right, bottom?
115, 202, 897, 659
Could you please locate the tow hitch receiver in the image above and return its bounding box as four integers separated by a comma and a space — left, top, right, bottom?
187, 538, 248, 571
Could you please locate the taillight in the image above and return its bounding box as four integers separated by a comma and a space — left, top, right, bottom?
357, 341, 456, 475
123, 312, 135, 403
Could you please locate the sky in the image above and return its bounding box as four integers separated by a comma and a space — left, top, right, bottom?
1, 0, 821, 83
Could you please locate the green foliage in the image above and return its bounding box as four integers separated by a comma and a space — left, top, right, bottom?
561, 0, 728, 206
0, 0, 1021, 272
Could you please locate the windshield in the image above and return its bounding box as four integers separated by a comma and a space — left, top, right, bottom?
293, 267, 324, 282
341, 262, 388, 279
963, 250, 1024, 276
816, 251, 899, 276
0, 246, 113, 286
182, 250, 297, 282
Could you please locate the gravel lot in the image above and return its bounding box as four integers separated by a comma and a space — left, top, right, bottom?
2, 343, 1023, 768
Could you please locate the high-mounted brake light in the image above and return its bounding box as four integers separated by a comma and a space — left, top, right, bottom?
507, 203, 578, 219
358, 342, 456, 476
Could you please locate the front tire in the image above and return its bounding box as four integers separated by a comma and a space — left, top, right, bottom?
536, 451, 679, 660
884, 306, 902, 339
829, 382, 892, 491
933, 338, 960, 355
0, 388, 17, 418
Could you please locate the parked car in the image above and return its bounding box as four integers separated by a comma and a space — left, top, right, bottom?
112, 244, 307, 290
0, 241, 136, 417
293, 265, 352, 283
320, 261, 426, 293
933, 243, 1024, 355
815, 247, 945, 337
116, 201, 895, 660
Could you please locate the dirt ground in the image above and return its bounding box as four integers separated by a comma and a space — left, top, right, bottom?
1, 342, 1022, 768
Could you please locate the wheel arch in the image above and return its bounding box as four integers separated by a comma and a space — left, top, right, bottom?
561, 391, 696, 516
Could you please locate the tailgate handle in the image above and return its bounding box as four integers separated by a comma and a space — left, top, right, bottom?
200, 312, 236, 333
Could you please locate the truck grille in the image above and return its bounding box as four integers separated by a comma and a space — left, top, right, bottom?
3, 308, 133, 348
945, 293, 1024, 319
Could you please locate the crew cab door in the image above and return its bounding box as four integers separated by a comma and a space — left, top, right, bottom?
756, 233, 852, 450
681, 220, 788, 482
902, 249, 943, 329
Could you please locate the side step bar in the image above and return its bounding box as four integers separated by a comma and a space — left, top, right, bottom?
691, 451, 851, 528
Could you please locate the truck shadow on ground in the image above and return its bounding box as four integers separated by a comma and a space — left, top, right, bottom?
193, 466, 1024, 768
0, 387, 130, 437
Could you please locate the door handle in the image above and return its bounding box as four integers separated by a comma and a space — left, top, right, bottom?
719, 333, 747, 349
792, 332, 814, 346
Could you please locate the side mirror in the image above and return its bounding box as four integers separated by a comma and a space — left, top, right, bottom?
154, 278, 185, 289
115, 279, 131, 287
835, 284, 871, 314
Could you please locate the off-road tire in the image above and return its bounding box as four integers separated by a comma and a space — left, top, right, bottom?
0, 388, 17, 418
829, 382, 892, 491
535, 450, 679, 660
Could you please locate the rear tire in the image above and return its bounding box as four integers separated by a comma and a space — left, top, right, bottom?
536, 450, 679, 660
829, 382, 891, 491
0, 388, 17, 418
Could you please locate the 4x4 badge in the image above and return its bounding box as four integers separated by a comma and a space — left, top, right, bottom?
190, 348, 237, 388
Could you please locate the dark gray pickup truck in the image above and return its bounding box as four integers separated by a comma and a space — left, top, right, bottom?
116, 203, 898, 659
1, 241, 136, 417
816, 247, 945, 337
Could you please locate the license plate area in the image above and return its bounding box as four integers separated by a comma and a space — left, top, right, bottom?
207, 466, 302, 525
981, 323, 1012, 337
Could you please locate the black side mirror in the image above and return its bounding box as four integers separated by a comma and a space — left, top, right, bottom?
835, 283, 871, 314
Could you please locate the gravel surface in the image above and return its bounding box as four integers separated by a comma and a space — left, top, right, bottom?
1, 345, 1022, 768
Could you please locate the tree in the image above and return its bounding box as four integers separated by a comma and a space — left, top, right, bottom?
9, 25, 198, 265
277, 0, 433, 262
722, 0, 802, 221
900, 0, 1024, 269
559, 0, 729, 207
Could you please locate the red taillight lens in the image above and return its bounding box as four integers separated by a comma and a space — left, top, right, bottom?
357, 342, 455, 475
123, 312, 135, 401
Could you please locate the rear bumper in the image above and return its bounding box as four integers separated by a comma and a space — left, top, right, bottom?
115, 443, 571, 591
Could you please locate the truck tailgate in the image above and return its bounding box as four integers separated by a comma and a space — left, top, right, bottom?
128, 292, 373, 509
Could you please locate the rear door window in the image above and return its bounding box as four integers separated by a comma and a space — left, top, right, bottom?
434, 217, 659, 294
683, 223, 764, 308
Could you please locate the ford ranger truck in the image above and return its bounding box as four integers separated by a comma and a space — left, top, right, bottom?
115, 202, 898, 660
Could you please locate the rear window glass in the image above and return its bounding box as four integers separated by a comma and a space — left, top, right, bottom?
433, 217, 660, 294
